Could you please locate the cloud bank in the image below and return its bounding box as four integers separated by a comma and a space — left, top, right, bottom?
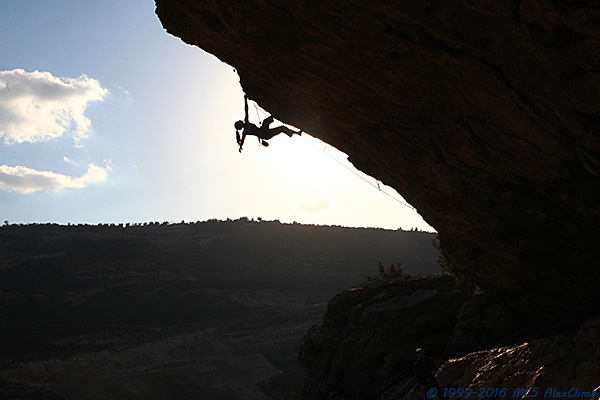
0, 164, 111, 194
0, 69, 108, 144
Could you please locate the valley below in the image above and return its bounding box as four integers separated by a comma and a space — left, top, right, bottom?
0, 219, 439, 400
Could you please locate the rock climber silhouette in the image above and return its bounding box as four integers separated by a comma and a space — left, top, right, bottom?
235, 95, 301, 152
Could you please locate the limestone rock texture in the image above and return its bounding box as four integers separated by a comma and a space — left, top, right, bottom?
155, 0, 600, 314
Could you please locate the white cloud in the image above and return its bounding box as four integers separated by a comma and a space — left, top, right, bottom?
294, 198, 335, 215
0, 69, 108, 144
0, 163, 111, 194
63, 156, 77, 166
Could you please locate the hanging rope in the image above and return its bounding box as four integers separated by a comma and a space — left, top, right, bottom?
436, 284, 474, 366
252, 102, 268, 147
253, 103, 262, 121
298, 135, 417, 211
249, 100, 417, 211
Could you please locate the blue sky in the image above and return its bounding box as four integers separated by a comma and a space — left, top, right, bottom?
0, 0, 433, 231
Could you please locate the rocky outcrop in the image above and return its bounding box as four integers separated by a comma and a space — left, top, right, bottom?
425, 318, 599, 400
296, 276, 545, 400
155, 0, 600, 315
297, 277, 595, 400
297, 276, 463, 400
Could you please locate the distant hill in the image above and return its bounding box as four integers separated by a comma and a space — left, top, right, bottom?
0, 219, 441, 399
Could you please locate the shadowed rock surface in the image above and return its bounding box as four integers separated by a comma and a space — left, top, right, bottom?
298, 276, 464, 400
427, 318, 600, 400
297, 276, 574, 400
155, 0, 600, 315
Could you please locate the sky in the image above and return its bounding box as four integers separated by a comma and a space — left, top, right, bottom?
0, 1, 434, 231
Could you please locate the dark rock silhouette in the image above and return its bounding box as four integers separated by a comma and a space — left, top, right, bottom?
297, 276, 464, 400
155, 0, 600, 315
297, 277, 596, 400
430, 318, 600, 400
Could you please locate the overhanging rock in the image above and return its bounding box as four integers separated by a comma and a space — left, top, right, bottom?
155, 0, 600, 315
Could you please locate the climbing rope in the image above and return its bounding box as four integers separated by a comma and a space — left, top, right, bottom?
253, 102, 262, 122
299, 136, 417, 211
436, 284, 474, 366
249, 100, 417, 211
253, 103, 274, 147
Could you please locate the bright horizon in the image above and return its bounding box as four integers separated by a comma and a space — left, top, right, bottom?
0, 1, 434, 232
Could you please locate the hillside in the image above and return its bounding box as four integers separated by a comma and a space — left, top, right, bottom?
0, 219, 440, 399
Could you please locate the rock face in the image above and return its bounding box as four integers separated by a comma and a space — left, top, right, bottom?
296, 276, 547, 400
431, 318, 600, 400
155, 0, 600, 314
297, 277, 597, 400
297, 276, 465, 400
